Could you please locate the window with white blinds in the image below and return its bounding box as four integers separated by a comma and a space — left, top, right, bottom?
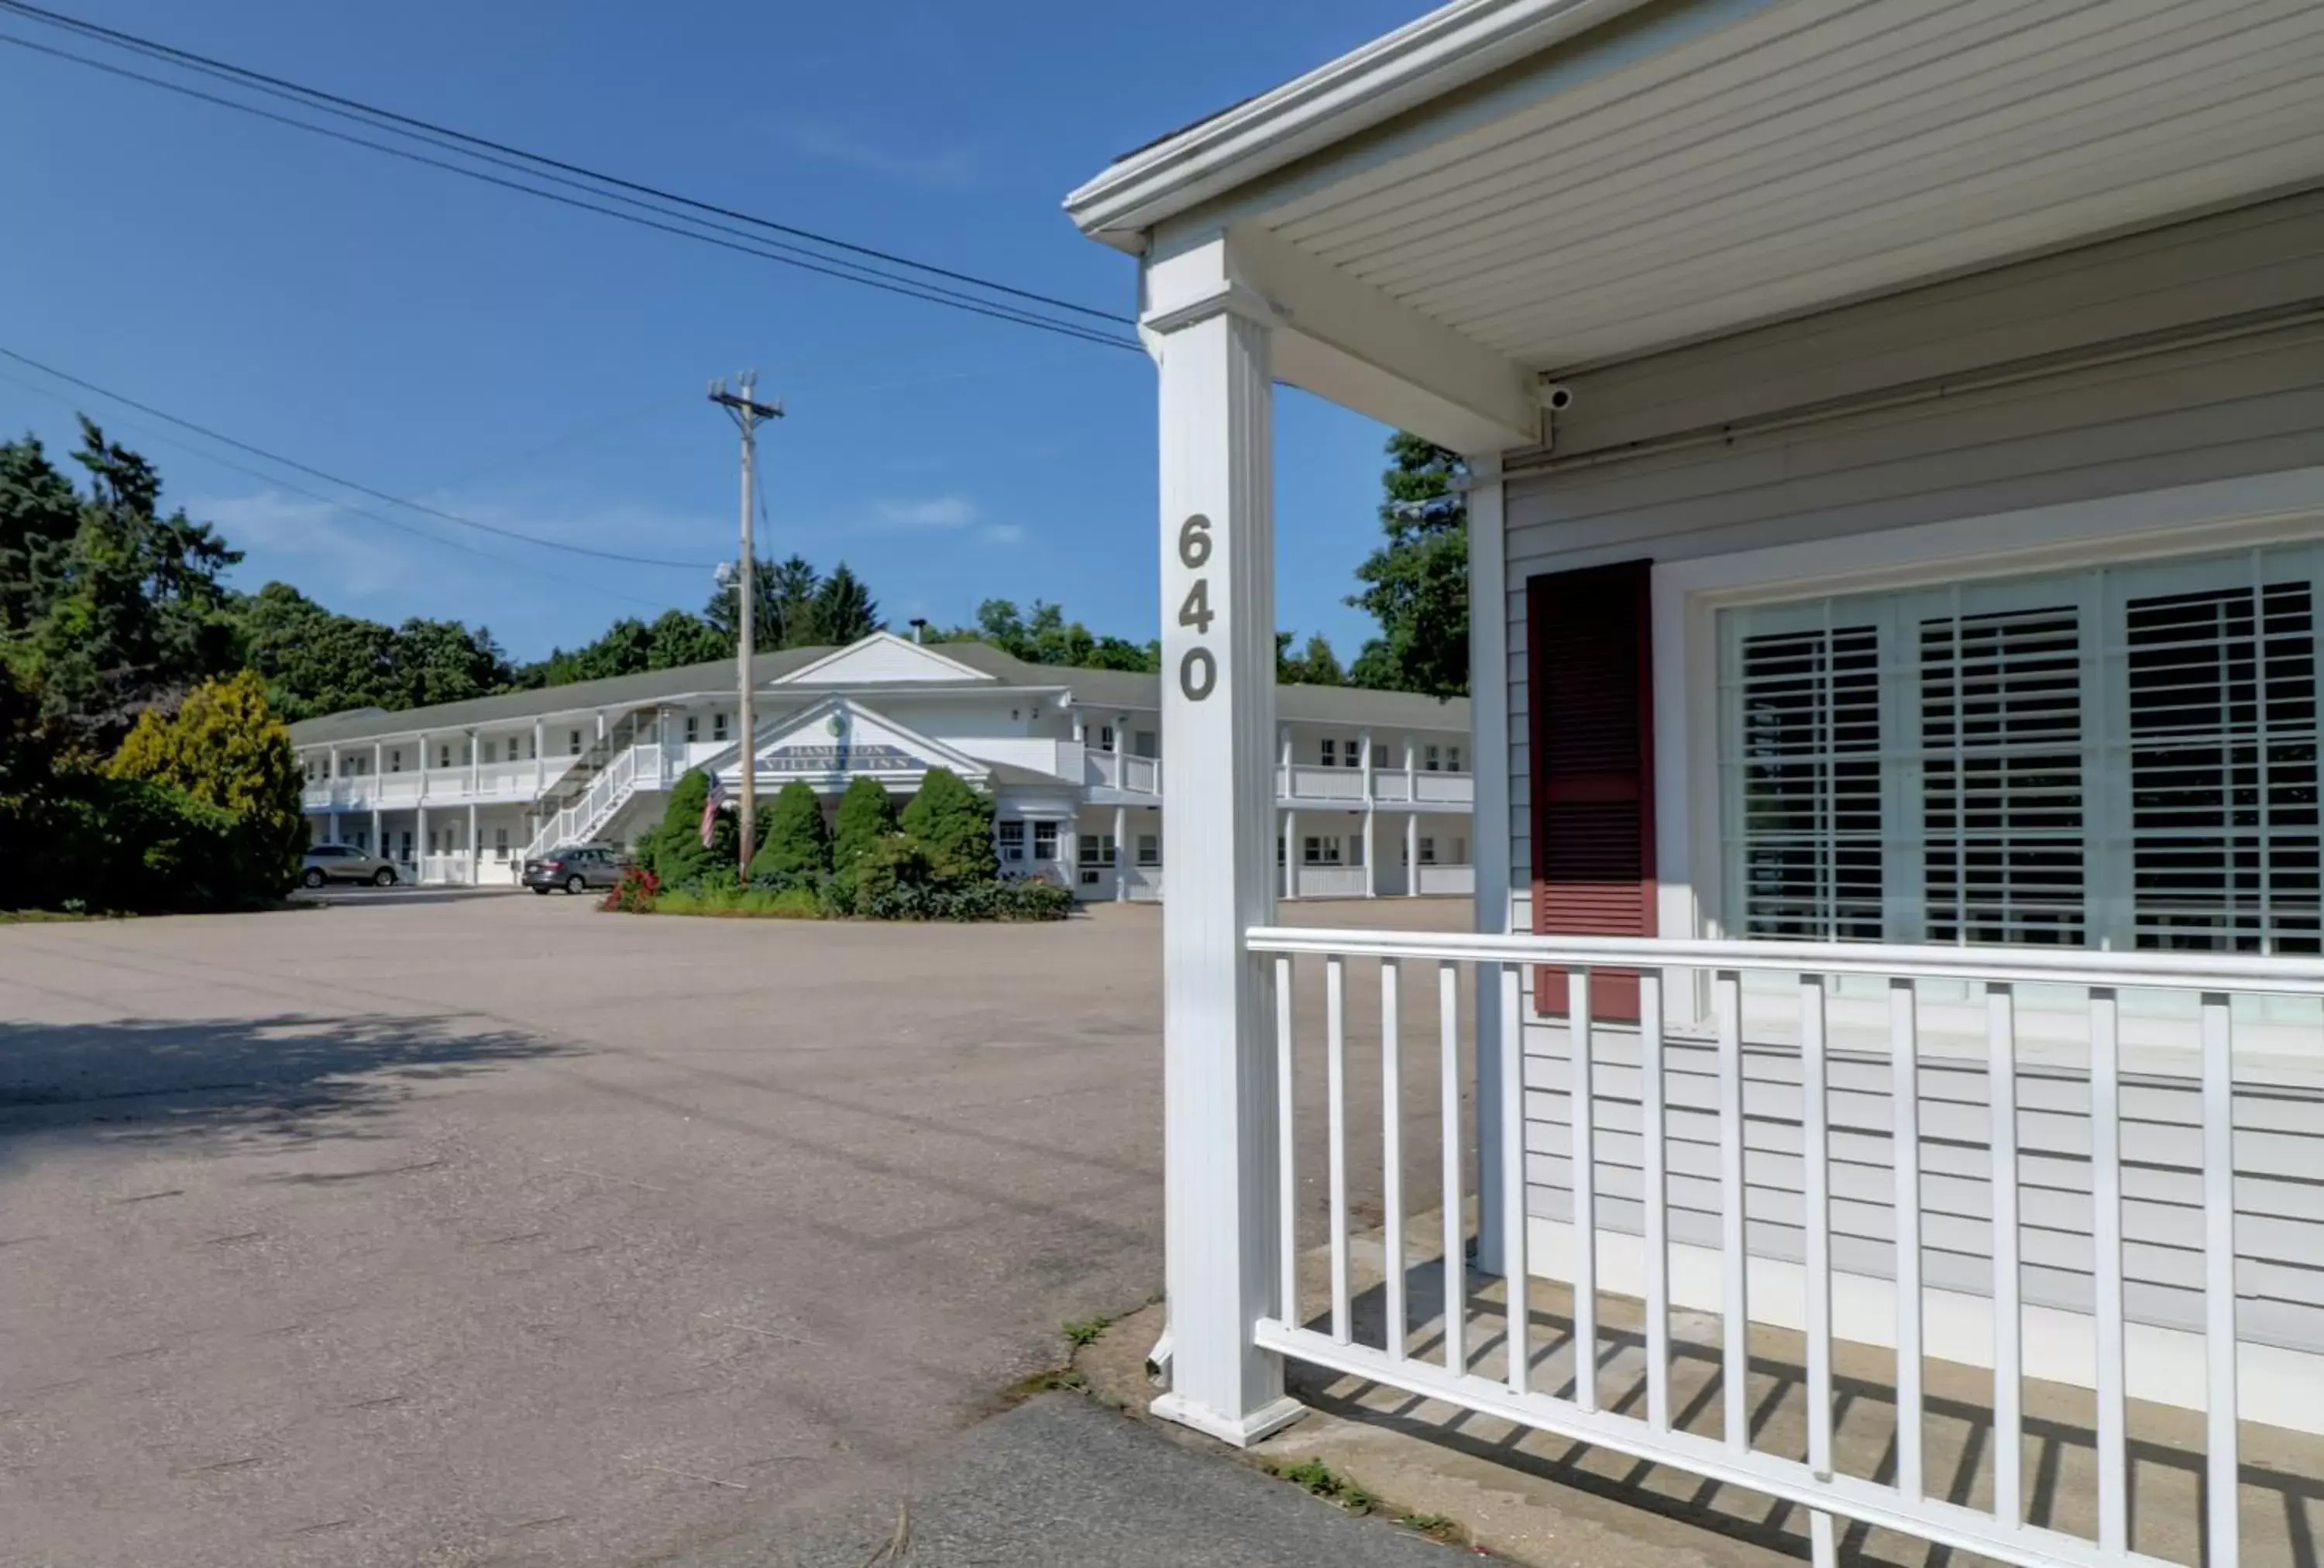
1717, 543, 2324, 954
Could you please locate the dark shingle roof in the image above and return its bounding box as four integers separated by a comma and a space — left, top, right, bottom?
286, 638, 1468, 744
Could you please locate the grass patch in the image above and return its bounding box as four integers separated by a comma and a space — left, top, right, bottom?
1263, 1457, 1377, 1515
1394, 1512, 1463, 1543
1002, 1365, 1088, 1401
651, 885, 823, 918
0, 907, 114, 923
1062, 1315, 1112, 1349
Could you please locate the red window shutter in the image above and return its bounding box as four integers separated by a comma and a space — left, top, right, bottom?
1528, 560, 1655, 1020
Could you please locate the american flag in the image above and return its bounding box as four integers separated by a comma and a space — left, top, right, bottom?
700, 773, 727, 848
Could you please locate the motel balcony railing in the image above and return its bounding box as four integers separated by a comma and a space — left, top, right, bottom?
1245, 923, 2324, 1568
1084, 750, 1473, 807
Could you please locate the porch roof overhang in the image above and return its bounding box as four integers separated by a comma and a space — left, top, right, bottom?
1067, 0, 2324, 453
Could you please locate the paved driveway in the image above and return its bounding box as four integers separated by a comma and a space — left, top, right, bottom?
0, 892, 1472, 1567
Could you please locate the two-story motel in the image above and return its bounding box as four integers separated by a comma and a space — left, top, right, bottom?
286, 631, 1475, 899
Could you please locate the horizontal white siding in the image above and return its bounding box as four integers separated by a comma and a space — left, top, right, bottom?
1520, 1019, 2324, 1356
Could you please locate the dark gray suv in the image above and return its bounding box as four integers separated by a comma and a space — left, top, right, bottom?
523, 844, 624, 895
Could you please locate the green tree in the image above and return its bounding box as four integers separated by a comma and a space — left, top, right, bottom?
1346, 432, 1469, 697
899, 765, 996, 884
811, 562, 881, 645
12, 419, 243, 748
0, 433, 81, 636
104, 669, 306, 892
1277, 631, 1346, 686
751, 780, 830, 880
830, 775, 897, 895
233, 582, 512, 717
927, 597, 1157, 672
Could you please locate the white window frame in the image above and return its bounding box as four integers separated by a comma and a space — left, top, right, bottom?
1647, 466, 2324, 1052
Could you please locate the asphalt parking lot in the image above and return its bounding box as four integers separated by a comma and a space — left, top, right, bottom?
0, 891, 1472, 1567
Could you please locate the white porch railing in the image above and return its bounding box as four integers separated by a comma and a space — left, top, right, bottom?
419, 854, 471, 885
1088, 751, 1163, 794
1284, 762, 1367, 801
1242, 926, 2324, 1568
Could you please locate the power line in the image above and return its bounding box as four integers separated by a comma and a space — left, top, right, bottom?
0, 345, 717, 569
0, 5, 1143, 351
0, 363, 677, 612
0, 30, 1139, 354
2, 0, 1131, 328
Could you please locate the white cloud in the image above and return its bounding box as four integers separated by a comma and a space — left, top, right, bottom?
876, 495, 978, 529
777, 123, 988, 191
196, 490, 418, 600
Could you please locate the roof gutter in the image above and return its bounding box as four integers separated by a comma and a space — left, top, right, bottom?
1064, 0, 1655, 249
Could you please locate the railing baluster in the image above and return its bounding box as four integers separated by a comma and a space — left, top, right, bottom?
1382, 958, 1405, 1362
1989, 983, 2022, 1528
1892, 977, 1924, 1502
1717, 969, 1748, 1451
1328, 955, 1352, 1345
1571, 968, 1597, 1413
1276, 955, 1297, 1331
1801, 974, 1837, 1568
2091, 986, 2127, 1556
2201, 992, 2240, 1568
1642, 972, 1670, 1431
1501, 962, 1528, 1394
1439, 960, 1464, 1376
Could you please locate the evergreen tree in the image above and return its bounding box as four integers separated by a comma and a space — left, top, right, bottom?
642, 769, 717, 884
830, 775, 897, 893
899, 766, 995, 884
1346, 432, 1469, 697
811, 563, 881, 645
751, 779, 830, 880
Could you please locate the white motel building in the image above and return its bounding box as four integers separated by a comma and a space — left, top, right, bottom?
288, 631, 1476, 899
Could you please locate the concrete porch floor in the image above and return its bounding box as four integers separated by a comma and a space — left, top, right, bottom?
1084, 1218, 2324, 1568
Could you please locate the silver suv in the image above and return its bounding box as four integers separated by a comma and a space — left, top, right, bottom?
301, 844, 398, 888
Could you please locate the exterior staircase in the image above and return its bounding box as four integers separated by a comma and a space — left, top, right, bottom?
522, 709, 661, 858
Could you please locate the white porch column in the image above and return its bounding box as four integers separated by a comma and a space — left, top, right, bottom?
1114, 803, 1129, 902
1278, 724, 1292, 798
1362, 810, 1376, 899
1405, 811, 1420, 898
418, 731, 430, 803
1061, 817, 1080, 895
1145, 260, 1299, 1446
466, 801, 478, 885
596, 709, 607, 744
1282, 806, 1297, 899
534, 719, 545, 797
327, 811, 339, 844
468, 730, 480, 796
1466, 454, 1515, 1276
416, 803, 428, 883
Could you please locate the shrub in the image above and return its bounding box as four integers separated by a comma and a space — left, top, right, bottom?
655, 882, 822, 918
643, 770, 719, 886
899, 766, 996, 885
830, 775, 896, 899
18, 773, 273, 914
105, 669, 304, 895
600, 865, 660, 913
751, 780, 829, 880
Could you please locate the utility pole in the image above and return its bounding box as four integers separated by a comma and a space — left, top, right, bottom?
710, 372, 783, 877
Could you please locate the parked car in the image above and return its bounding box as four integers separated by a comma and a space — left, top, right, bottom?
301, 843, 398, 888
522, 844, 625, 895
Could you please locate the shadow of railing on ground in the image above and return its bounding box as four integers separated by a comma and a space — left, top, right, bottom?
1289, 1260, 2324, 1568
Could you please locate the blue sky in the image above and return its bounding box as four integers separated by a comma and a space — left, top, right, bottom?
0, 0, 1422, 663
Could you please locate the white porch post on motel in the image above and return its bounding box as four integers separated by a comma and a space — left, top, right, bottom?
1113, 803, 1129, 902
1144, 235, 1301, 1446
1466, 454, 1513, 1276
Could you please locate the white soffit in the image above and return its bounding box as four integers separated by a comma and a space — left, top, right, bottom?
1196, 0, 2324, 372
